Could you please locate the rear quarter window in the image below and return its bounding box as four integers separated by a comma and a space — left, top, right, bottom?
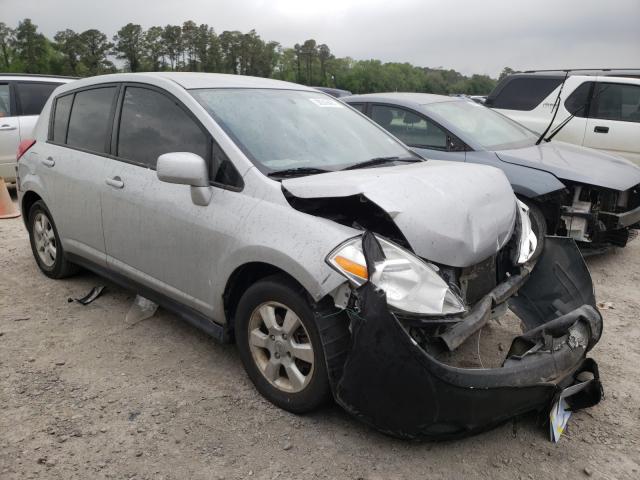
488, 77, 563, 111
51, 94, 74, 143
16, 82, 63, 116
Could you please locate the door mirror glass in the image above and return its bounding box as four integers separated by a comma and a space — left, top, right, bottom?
157, 152, 209, 187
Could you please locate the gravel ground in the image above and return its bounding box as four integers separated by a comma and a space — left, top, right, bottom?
1, 190, 639, 480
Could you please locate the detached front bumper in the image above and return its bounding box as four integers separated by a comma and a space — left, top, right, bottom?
327, 236, 603, 440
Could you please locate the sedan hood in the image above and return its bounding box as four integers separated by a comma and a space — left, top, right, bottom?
496, 141, 640, 191
282, 161, 517, 267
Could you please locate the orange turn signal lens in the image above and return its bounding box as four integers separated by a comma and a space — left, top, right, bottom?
334, 256, 368, 279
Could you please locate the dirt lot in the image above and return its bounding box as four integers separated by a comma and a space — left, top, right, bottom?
1, 190, 639, 480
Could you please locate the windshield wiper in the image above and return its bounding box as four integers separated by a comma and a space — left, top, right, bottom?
544, 103, 587, 142
535, 70, 570, 145
267, 167, 332, 178
342, 156, 422, 171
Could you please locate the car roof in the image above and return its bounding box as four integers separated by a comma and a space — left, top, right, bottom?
515, 68, 640, 78
52, 72, 316, 92
342, 92, 463, 108
0, 73, 77, 83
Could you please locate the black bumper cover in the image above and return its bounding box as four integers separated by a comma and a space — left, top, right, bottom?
328, 236, 604, 440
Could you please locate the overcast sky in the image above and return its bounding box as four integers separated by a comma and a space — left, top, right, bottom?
2, 0, 639, 77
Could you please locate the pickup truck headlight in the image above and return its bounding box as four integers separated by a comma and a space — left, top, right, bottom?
327, 235, 465, 315
514, 200, 538, 265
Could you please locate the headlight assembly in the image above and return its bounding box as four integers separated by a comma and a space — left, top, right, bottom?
326, 235, 465, 316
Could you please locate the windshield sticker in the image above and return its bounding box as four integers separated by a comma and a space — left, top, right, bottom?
309, 98, 343, 108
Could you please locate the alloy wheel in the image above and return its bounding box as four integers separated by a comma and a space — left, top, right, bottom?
247, 301, 315, 393
33, 212, 57, 268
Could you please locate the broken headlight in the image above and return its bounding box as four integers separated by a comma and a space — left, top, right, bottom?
514, 200, 538, 265
326, 235, 465, 315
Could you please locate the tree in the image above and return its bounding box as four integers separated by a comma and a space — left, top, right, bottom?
79, 29, 114, 75
113, 23, 144, 72
54, 29, 83, 75
181, 21, 198, 70
0, 23, 14, 69
499, 66, 515, 80
143, 26, 166, 71
162, 25, 182, 70
317, 44, 331, 86
300, 39, 317, 85
13, 19, 48, 73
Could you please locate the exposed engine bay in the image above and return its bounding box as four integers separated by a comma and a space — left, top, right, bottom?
553, 183, 640, 249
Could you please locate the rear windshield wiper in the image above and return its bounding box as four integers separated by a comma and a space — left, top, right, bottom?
267, 167, 332, 179
342, 156, 423, 171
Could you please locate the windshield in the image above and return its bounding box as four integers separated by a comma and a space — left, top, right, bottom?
190, 88, 410, 174
424, 100, 539, 150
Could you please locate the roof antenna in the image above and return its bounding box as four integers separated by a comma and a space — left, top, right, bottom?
535, 70, 570, 145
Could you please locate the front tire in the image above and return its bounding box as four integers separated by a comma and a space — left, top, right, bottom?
234, 275, 332, 413
27, 200, 78, 279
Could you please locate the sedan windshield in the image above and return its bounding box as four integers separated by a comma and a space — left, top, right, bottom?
423, 100, 539, 151
190, 88, 412, 174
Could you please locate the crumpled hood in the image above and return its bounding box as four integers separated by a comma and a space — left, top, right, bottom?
496, 141, 640, 191
283, 161, 517, 267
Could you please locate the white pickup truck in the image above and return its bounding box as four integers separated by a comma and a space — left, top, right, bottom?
486, 70, 640, 165
0, 75, 75, 182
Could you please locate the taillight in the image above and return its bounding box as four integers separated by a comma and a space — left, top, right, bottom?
17, 139, 36, 161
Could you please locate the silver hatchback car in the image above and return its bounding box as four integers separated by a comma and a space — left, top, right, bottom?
17, 73, 603, 439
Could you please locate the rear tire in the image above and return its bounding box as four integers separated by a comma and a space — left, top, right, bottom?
27, 200, 79, 279
234, 274, 334, 413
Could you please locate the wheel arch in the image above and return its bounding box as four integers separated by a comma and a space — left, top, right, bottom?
20, 190, 43, 227
223, 262, 312, 334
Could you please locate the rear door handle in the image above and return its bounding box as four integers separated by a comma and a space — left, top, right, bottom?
105, 176, 124, 189
41, 157, 55, 167
594, 126, 609, 134
0, 124, 17, 131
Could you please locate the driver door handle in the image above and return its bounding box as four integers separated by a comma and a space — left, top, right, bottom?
594, 126, 609, 134
105, 176, 124, 189
0, 124, 17, 131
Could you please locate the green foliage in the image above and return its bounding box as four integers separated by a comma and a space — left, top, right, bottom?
0, 18, 498, 95
113, 23, 144, 72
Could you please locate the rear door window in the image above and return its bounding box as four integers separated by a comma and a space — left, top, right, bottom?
371, 104, 448, 149
0, 84, 10, 117
591, 83, 640, 123
489, 77, 563, 111
51, 94, 74, 144
66, 87, 117, 153
15, 82, 62, 116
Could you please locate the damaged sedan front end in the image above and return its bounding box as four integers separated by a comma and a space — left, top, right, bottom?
280, 161, 604, 439
288, 176, 602, 439
325, 233, 602, 439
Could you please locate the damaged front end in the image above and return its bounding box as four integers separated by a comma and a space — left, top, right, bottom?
323, 232, 603, 440
556, 183, 640, 249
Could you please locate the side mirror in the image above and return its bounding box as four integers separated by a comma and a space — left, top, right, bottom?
157, 152, 212, 206
157, 152, 209, 186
